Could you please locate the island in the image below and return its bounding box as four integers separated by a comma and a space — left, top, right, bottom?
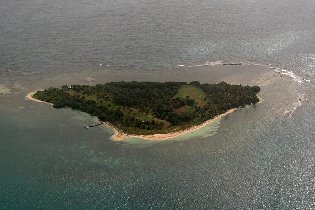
29, 81, 260, 140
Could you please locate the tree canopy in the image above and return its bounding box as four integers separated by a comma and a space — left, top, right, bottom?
33, 81, 260, 134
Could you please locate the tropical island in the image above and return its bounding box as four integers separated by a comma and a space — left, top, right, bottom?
29, 81, 260, 140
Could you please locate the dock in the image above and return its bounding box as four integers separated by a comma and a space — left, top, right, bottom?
85, 122, 104, 129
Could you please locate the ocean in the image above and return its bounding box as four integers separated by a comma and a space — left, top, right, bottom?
1, 0, 315, 209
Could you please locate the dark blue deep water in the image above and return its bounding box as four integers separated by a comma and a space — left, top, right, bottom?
1, 0, 315, 209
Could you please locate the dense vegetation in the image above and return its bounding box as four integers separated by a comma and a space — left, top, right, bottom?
33, 81, 260, 134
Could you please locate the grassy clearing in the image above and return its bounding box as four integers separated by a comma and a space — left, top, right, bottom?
174, 85, 207, 107
123, 108, 163, 121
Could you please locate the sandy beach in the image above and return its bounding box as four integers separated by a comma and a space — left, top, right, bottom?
106, 108, 237, 141
26, 90, 237, 141
26, 91, 53, 105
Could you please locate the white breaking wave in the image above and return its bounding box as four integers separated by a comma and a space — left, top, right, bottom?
189, 60, 245, 67
284, 94, 306, 117
283, 94, 306, 117
269, 66, 305, 84
280, 69, 303, 84
204, 60, 224, 66
177, 60, 310, 85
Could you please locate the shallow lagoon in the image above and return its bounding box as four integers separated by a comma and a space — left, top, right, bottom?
2, 64, 314, 209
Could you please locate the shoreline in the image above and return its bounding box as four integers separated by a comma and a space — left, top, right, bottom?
106, 108, 237, 141
26, 91, 53, 105
26, 91, 236, 141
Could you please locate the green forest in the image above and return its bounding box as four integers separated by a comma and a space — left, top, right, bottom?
33, 81, 260, 135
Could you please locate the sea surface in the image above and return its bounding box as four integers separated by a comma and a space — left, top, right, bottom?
1, 0, 315, 209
